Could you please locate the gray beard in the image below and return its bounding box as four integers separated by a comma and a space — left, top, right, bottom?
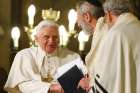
81, 22, 93, 36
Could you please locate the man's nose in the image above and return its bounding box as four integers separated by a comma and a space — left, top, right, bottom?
48, 37, 54, 43
48, 37, 57, 43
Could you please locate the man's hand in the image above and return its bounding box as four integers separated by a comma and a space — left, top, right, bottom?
49, 83, 64, 93
77, 75, 91, 92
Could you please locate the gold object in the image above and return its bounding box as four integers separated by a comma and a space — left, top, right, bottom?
42, 73, 54, 83
42, 8, 60, 21
24, 27, 35, 46
41, 56, 54, 83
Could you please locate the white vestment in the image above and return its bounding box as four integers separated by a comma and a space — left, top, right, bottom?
92, 13, 140, 93
85, 17, 108, 87
4, 47, 81, 93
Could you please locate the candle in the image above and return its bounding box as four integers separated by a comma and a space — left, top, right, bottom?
78, 30, 90, 51
79, 41, 85, 51
59, 25, 69, 47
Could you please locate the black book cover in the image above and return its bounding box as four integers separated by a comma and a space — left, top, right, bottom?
57, 65, 86, 93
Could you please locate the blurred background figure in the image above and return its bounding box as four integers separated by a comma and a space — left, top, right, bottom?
129, 0, 140, 19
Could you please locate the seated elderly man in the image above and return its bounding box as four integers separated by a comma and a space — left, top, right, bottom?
4, 20, 83, 93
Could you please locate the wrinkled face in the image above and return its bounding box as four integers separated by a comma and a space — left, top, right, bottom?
35, 26, 59, 53
77, 11, 93, 35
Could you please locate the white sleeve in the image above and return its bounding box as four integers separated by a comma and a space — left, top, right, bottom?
5, 50, 51, 93
18, 80, 51, 93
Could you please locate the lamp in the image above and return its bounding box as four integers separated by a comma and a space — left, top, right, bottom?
27, 4, 36, 28
42, 8, 60, 21
11, 26, 21, 49
68, 9, 77, 35
78, 30, 89, 51
59, 25, 69, 47
24, 4, 36, 46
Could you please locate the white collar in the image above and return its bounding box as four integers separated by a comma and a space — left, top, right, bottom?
109, 13, 137, 32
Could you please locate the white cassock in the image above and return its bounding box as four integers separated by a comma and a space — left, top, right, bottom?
92, 13, 140, 93
4, 47, 82, 93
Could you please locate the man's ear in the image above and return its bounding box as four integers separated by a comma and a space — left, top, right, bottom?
106, 11, 117, 26
105, 11, 111, 26
106, 11, 113, 23
34, 35, 39, 46
108, 11, 112, 23
83, 12, 92, 22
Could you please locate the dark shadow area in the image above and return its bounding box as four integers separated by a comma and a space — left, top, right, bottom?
0, 67, 7, 93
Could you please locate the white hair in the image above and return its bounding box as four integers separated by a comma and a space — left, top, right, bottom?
77, 2, 94, 15
76, 1, 104, 19
35, 20, 59, 34
103, 0, 132, 16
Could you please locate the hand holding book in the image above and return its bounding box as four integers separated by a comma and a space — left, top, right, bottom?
55, 58, 87, 93
78, 75, 91, 92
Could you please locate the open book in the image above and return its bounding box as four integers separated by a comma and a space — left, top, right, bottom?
55, 58, 87, 93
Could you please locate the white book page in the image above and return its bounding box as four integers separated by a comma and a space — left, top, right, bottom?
55, 58, 87, 79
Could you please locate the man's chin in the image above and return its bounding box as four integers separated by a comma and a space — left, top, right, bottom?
46, 48, 57, 54
83, 30, 92, 36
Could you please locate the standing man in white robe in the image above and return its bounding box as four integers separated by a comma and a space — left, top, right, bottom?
88, 0, 140, 93
4, 20, 82, 93
76, 0, 107, 92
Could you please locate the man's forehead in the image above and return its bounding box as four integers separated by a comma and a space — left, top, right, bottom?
38, 26, 58, 35
41, 26, 58, 31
